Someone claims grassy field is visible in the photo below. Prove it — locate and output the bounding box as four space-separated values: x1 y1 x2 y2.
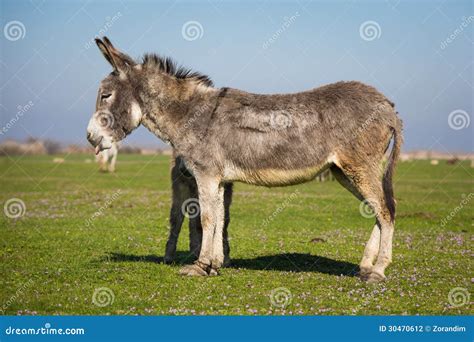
0 154 472 315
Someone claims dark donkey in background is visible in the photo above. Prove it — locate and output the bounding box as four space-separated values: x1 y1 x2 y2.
87 37 403 283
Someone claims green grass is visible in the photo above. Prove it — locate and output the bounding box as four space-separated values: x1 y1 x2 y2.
0 154 472 315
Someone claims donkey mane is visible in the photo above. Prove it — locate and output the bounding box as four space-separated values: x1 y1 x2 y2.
141 53 213 87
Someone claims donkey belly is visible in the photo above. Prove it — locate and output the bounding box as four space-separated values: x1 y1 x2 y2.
223 157 334 187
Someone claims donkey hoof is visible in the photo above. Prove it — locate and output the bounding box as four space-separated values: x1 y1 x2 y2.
179 264 208 277
211 258 224 270
209 268 220 276
223 257 231 268
163 256 174 265
365 271 386 284
358 266 372 280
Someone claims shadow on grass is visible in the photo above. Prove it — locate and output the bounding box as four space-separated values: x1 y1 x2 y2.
104 251 196 265
106 252 358 277
231 253 358 277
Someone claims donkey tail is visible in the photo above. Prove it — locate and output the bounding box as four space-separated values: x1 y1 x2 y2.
383 117 403 222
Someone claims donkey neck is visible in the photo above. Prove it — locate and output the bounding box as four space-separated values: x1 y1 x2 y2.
139 74 220 149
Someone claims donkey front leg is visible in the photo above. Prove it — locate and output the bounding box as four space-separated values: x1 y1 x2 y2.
98 155 107 172
210 184 226 273
108 153 117 172
190 183 232 266
180 177 223 276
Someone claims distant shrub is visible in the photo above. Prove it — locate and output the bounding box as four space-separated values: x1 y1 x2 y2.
0 141 24 156
120 146 142 154
43 139 62 155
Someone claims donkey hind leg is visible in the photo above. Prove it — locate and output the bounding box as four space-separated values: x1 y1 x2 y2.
331 166 380 277
222 183 233 267
180 177 223 276
351 175 393 283
331 165 392 283
359 224 381 279
164 180 190 264
189 216 202 260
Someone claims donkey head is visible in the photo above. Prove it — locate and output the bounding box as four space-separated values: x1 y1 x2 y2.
87 37 143 154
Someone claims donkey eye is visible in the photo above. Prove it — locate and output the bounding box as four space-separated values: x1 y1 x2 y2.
101 93 112 100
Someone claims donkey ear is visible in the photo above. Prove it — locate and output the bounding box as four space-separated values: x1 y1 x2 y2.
95 38 121 71
102 36 137 68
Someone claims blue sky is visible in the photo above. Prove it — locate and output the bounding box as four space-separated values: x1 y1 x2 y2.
0 0 472 152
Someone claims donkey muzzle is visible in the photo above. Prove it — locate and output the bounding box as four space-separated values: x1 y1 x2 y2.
86 132 102 147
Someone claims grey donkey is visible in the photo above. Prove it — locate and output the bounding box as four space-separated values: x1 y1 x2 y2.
87 37 403 283
164 152 233 265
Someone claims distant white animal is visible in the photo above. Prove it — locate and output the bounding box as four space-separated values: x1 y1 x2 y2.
95 142 118 172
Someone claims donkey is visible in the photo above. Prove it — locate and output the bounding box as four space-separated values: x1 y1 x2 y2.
164 152 233 265
87 37 403 283
95 141 118 172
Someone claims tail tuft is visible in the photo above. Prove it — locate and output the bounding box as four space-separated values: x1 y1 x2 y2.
383 118 403 222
